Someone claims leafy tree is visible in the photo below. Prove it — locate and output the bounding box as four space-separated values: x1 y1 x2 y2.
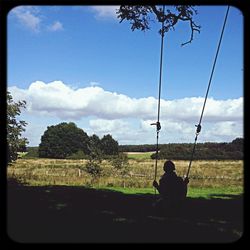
111 152 129 173
110 153 129 171
85 160 103 186
232 138 243 144
117 5 200 46
109 153 129 188
101 134 119 156
7 91 28 163
38 122 90 159
88 134 103 162
89 134 102 149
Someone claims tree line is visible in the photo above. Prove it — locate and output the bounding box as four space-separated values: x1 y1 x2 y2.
119 138 243 160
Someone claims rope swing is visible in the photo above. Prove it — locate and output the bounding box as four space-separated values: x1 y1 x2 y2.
186 6 230 178
151 5 230 185
151 5 165 183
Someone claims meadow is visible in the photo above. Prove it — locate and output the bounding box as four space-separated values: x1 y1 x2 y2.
7 154 244 242
7 153 243 199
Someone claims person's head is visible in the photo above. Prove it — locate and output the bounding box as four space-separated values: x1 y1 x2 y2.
163 160 175 173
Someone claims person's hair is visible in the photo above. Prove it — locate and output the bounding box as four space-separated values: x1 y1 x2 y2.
163 160 175 172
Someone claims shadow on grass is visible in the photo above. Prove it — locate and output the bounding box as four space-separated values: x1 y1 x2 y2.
7 178 243 243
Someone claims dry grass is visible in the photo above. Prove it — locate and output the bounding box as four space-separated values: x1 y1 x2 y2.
7 158 243 190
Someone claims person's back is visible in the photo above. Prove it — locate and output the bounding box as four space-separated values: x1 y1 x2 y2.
159 171 187 201
153 160 189 212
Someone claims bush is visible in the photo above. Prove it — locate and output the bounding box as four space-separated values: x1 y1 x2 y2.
85 161 103 179
66 150 87 159
23 147 39 158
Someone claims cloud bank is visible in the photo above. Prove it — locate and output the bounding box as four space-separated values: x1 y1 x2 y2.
9 80 243 145
9 80 243 122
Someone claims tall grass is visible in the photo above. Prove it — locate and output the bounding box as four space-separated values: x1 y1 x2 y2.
8 158 243 192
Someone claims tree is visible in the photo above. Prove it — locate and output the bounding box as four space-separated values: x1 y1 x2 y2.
7 91 28 163
38 122 90 159
85 160 103 186
87 134 103 162
117 5 200 46
231 137 243 146
101 134 119 155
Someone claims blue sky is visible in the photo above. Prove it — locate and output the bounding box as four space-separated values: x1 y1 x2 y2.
7 5 243 146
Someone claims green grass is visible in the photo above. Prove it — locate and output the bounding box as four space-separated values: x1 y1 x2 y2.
98 186 243 199
100 186 155 194
126 152 153 160
187 186 243 199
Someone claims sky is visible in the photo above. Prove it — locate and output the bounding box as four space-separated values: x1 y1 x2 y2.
7 5 244 146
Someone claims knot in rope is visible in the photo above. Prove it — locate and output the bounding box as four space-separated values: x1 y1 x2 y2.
195 124 201 135
151 121 161 132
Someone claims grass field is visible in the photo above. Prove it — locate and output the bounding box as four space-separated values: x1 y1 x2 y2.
7 156 243 198
7 155 243 242
125 152 155 160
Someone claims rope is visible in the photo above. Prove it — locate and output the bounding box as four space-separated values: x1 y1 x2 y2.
151 5 165 184
186 6 230 178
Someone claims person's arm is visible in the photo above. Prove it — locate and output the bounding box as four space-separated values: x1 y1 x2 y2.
184 177 189 185
153 180 160 193
183 177 189 198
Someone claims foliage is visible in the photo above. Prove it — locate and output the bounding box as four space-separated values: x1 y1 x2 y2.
38 124 119 159
38 122 90 159
85 160 103 181
119 144 156 152
24 147 39 158
88 134 104 162
117 5 200 46
110 153 129 170
119 138 243 160
66 150 87 160
100 134 119 156
109 153 130 184
7 91 28 163
89 134 102 151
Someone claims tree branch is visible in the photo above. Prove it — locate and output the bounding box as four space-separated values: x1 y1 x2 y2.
117 5 201 46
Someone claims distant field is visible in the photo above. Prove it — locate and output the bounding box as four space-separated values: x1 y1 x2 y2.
7 157 243 198
124 152 154 160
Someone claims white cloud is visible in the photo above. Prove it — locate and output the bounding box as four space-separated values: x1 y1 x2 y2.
90 6 119 19
47 21 64 31
11 6 41 32
8 80 243 144
9 80 243 122
10 6 64 33
89 119 128 133
88 119 149 145
202 121 243 142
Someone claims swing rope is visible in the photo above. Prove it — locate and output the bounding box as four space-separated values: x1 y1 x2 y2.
186 5 230 178
151 5 165 183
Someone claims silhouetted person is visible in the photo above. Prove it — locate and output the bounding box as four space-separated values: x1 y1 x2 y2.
152 160 189 214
